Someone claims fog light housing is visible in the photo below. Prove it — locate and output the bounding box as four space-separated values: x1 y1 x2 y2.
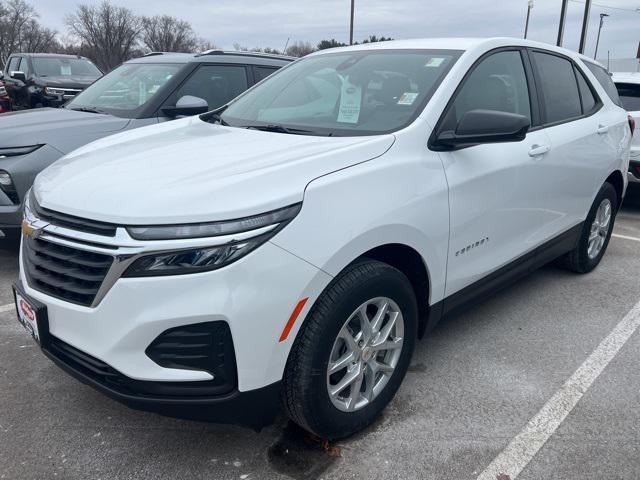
0 170 19 204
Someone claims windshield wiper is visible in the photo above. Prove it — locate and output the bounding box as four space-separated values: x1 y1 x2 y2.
203 112 230 126
240 124 317 135
67 106 107 114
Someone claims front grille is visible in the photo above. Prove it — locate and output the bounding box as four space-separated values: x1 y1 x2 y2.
23 236 113 306
33 200 117 237
146 322 237 391
48 334 237 398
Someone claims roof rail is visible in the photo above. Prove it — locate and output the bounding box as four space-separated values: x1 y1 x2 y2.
195 50 295 61
143 52 166 57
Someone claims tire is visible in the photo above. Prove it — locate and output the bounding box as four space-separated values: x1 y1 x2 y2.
282 259 418 439
558 182 618 273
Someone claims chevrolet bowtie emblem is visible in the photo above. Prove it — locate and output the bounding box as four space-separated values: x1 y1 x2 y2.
21 220 42 239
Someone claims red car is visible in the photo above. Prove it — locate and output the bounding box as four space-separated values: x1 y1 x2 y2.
0 78 12 113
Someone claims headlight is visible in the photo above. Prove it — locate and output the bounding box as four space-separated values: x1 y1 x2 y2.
123 203 301 277
44 87 65 96
0 145 43 158
123 233 272 277
126 203 301 240
0 85 7 96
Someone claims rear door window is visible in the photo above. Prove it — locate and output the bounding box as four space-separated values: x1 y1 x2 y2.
574 67 597 114
254 66 279 83
584 62 622 107
615 83 640 111
532 52 582 124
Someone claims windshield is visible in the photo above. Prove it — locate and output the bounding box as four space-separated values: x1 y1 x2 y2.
33 57 101 77
221 49 461 136
615 83 640 112
67 63 181 117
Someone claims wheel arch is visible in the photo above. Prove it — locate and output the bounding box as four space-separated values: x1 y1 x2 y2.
605 170 624 208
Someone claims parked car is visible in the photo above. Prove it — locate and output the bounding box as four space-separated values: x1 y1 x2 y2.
612 72 639 195
0 76 11 113
0 51 292 240
14 38 631 438
3 53 103 109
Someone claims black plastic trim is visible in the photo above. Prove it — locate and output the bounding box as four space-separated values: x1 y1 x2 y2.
425 222 583 331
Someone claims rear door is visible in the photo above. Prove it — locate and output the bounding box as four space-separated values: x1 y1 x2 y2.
530 51 621 225
438 48 553 296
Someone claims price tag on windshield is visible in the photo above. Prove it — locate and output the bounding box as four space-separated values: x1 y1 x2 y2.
337 77 362 124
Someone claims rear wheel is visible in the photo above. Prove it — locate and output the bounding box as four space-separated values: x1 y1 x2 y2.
558 182 617 273
282 259 417 439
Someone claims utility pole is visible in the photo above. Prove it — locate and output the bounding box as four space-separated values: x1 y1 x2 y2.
578 0 592 54
557 0 568 46
524 0 533 39
349 0 355 45
593 13 609 60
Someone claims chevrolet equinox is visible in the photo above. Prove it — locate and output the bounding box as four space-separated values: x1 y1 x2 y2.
14 38 632 438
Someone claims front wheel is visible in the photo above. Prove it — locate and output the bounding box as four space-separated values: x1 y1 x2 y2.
282 259 417 439
558 182 618 273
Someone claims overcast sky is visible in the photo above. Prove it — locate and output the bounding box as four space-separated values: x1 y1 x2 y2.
37 0 640 60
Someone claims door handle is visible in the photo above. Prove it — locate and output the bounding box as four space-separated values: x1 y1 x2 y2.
597 124 609 134
528 144 550 157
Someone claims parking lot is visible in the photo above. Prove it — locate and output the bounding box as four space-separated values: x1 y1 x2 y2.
0 201 638 480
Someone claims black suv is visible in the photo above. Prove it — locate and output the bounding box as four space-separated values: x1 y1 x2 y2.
2 53 103 109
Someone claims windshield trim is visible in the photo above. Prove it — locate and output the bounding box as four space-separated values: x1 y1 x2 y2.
219 48 463 137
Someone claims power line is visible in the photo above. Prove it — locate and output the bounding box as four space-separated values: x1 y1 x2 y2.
568 0 640 12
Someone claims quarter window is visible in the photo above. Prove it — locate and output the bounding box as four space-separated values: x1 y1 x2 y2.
532 52 582 124
448 50 532 127
585 62 622 107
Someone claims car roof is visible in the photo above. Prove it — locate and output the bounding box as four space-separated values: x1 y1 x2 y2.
127 50 294 67
12 53 91 60
306 37 598 63
612 72 640 84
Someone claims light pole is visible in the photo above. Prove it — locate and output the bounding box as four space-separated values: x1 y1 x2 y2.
578 0 592 54
594 13 609 60
349 0 355 45
524 0 533 39
557 0 568 46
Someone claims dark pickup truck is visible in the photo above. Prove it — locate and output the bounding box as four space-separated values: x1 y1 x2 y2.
2 53 102 109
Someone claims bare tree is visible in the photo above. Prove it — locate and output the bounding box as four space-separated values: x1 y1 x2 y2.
196 38 217 52
285 41 315 57
141 15 197 53
0 0 37 64
20 19 59 53
65 1 141 71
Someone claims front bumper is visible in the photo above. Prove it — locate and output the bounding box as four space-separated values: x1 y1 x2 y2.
18 215 331 429
43 331 282 430
0 144 63 228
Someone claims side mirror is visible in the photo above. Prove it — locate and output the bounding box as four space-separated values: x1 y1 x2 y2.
162 95 209 117
10 71 26 83
434 109 530 149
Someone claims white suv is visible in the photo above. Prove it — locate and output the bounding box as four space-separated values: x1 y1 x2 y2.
14 38 632 438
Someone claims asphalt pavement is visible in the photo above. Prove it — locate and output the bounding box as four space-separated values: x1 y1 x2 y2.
1 202 639 480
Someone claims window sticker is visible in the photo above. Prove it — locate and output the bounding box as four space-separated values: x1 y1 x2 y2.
397 92 419 105
337 76 362 124
60 65 72 75
425 57 445 68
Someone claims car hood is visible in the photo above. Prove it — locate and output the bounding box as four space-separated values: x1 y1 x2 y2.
34 117 395 224
0 108 130 153
39 75 100 88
